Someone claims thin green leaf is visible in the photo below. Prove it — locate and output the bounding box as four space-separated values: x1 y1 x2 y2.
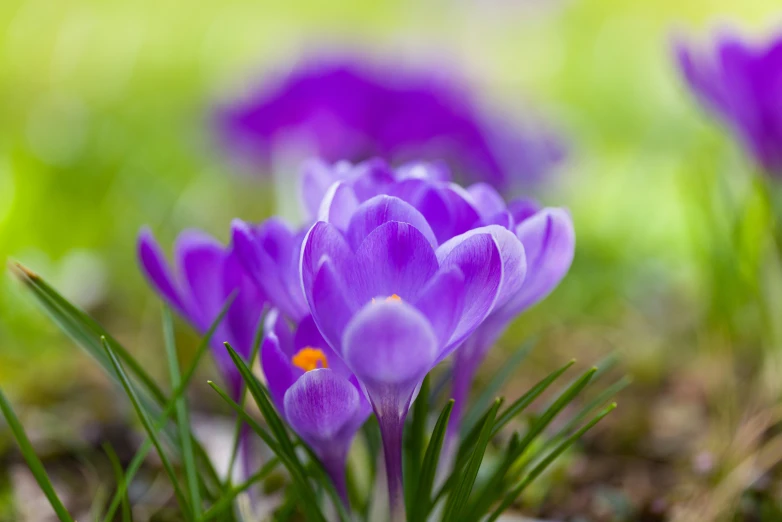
443 399 501 521
103 444 132 522
200 457 280 521
162 306 201 516
226 318 264 486
452 359 575 477
13 263 224 504
101 337 192 515
12 263 165 402
223 343 328 521
487 403 617 521
463 367 598 520
0 387 75 522
462 338 535 434
409 400 454 522
102 296 235 522
207 380 327 522
405 374 430 511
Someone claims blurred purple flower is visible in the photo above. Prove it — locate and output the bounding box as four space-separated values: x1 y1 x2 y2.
299 184 527 513
262 310 370 504
137 228 266 400
216 56 564 192
676 31 782 177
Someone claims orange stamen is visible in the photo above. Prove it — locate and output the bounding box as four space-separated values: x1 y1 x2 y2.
292 347 329 372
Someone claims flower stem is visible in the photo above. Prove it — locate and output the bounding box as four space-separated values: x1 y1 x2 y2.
320 450 349 508
377 410 406 521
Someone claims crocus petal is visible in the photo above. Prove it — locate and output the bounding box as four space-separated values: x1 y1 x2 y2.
318 181 360 231
300 221 355 307
294 314 352 378
345 195 438 251
283 368 361 444
354 221 439 303
412 267 466 347
137 229 185 313
175 230 226 329
467 182 506 219
300 159 339 221
342 301 438 400
507 198 541 225
234 218 308 321
261 325 302 416
436 231 500 345
263 308 295 357
309 258 358 354
500 208 575 317
220 252 265 358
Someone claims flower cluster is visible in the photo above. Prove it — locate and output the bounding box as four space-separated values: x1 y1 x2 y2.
215 56 565 192
676 31 782 178
138 158 574 515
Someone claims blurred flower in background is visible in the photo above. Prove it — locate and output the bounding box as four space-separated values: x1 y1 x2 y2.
215 55 565 192
675 30 782 178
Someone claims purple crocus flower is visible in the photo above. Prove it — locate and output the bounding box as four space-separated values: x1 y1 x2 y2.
228 217 309 322
217 56 564 191
299 193 527 515
261 310 370 505
449 185 575 437
675 31 782 177
302 160 575 443
137 228 266 400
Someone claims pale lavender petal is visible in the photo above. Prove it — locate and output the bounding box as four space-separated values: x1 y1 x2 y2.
342 301 437 398
507 198 541 225
309 258 358 354
501 208 575 317
412 267 465 347
318 181 360 231
467 182 506 219
263 308 295 357
300 221 356 309
261 325 302 416
436 225 525 349
354 221 439 303
300 159 339 221
346 195 438 251
283 368 361 445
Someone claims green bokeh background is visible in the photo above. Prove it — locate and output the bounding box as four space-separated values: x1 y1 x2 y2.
1 1 781 516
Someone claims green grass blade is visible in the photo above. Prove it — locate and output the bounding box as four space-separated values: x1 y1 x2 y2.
103 444 132 522
162 306 202 516
200 457 280 521
13 263 225 502
452 359 575 476
486 403 617 522
443 398 501 521
225 318 264 486
409 400 453 522
207 381 327 522
461 338 535 434
12 263 165 402
405 374 430 511
100 337 192 515
222 344 328 522
463 366 598 520
101 296 235 522
0 387 75 522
